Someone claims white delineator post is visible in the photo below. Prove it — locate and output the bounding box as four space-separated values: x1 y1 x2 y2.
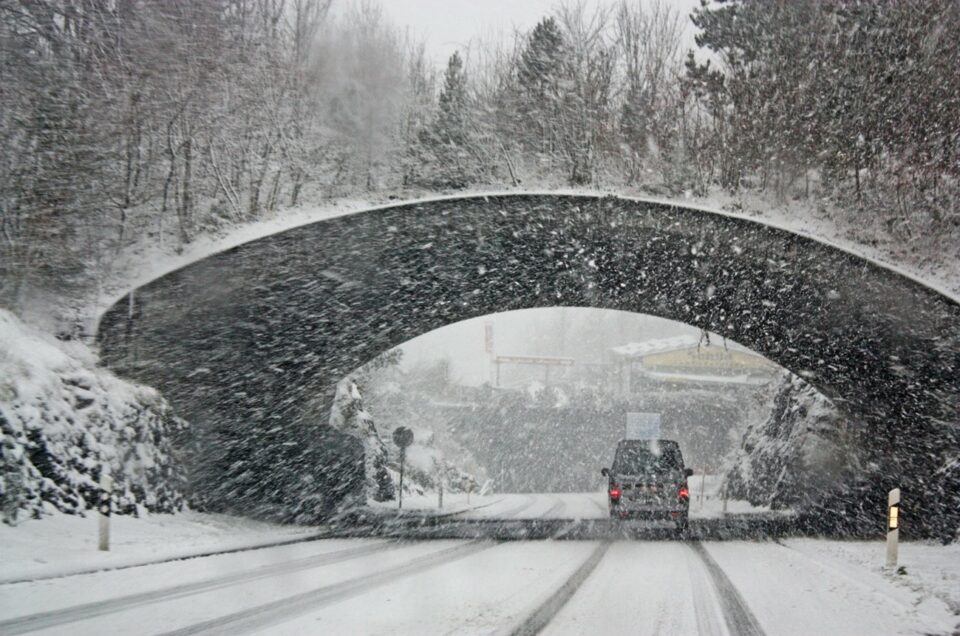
398 445 406 510
699 472 706 510
98 467 114 551
886 487 900 569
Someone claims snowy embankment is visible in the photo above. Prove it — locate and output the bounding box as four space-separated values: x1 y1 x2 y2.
782 539 960 617
0 310 185 524
0 509 322 584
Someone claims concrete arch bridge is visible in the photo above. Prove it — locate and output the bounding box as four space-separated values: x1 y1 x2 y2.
97 194 960 536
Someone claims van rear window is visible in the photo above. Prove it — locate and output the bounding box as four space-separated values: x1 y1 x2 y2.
613 443 683 474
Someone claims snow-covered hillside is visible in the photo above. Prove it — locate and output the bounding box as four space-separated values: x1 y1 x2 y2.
0 310 186 524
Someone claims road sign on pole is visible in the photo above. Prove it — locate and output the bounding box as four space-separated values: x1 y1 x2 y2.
886 487 900 569
393 427 414 510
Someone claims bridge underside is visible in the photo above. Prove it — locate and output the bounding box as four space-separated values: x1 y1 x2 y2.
97 194 960 535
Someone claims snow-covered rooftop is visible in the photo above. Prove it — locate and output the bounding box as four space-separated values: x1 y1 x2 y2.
610 334 753 359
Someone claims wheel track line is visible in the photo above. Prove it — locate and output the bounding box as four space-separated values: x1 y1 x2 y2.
500 495 539 519
464 494 537 520
688 542 765 636
685 546 727 636
506 541 611 636
159 540 497 636
435 496 505 518
0 540 400 635
539 497 566 520
436 495 536 521
590 497 607 515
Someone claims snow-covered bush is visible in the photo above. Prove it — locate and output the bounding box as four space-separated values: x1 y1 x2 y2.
384 433 480 498
0 310 186 524
723 372 854 510
328 379 395 503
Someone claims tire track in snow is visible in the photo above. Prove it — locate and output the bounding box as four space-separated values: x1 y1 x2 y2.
159 540 497 636
0 541 402 635
685 544 728 636
506 541 611 636
539 497 567 520
500 495 539 519
447 495 535 520
688 542 766 636
460 494 538 520
591 496 607 515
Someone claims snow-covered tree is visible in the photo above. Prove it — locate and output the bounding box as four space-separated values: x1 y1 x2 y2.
329 379 394 502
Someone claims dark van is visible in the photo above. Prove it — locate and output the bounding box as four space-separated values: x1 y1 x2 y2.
602 439 693 532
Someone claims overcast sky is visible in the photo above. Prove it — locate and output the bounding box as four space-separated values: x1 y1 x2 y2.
375 0 703 69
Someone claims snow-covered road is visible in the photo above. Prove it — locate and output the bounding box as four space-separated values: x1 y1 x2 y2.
1 496 957 635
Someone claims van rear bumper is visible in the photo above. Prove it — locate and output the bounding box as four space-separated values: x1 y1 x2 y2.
610 504 688 520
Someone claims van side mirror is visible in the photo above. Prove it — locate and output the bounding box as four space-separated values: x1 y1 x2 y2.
601 467 609 477
685 468 694 477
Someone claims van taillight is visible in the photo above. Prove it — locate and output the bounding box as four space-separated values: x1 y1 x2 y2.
609 486 621 499
678 486 689 499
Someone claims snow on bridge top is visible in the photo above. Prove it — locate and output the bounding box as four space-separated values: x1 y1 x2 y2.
92 190 960 335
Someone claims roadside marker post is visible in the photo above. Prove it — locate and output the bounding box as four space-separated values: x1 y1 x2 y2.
699 471 706 510
886 488 900 569
393 427 414 511
433 459 444 510
98 466 113 551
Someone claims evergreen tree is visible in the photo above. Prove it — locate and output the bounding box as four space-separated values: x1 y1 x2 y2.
417 51 480 188
515 17 568 155
436 51 468 147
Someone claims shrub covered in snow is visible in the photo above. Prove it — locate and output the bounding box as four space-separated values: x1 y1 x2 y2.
328 375 479 504
0 310 186 524
722 372 854 511
384 432 481 498
328 379 395 503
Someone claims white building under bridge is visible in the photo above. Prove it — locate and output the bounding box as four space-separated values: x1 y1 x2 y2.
609 334 779 397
